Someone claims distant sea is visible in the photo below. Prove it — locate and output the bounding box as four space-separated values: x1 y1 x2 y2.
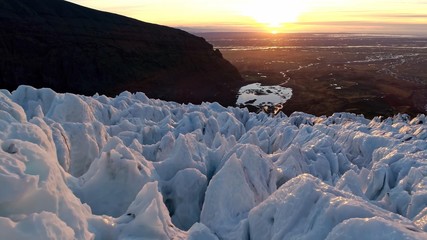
197 32 427 117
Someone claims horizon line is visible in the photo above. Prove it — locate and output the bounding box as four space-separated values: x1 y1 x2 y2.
183 30 427 38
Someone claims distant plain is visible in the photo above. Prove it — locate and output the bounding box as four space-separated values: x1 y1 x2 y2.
200 33 427 118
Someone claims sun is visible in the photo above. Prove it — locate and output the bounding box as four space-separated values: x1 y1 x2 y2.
241 0 308 32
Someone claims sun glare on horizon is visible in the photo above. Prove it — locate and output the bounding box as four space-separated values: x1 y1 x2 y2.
241 0 308 33
66 0 427 35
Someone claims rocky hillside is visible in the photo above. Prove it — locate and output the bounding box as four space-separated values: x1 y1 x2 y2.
0 0 243 105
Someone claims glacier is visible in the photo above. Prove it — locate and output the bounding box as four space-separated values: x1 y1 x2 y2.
0 85 426 239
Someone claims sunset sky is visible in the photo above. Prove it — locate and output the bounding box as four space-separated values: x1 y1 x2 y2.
68 0 427 35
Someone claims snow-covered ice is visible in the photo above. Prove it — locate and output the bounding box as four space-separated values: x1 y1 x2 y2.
0 85 427 239
236 83 292 107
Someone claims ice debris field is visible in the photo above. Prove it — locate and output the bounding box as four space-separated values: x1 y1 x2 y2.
0 85 427 239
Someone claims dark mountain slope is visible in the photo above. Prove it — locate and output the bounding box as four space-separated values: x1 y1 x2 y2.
0 0 243 105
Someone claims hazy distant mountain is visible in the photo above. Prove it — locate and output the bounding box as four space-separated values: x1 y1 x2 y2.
0 0 243 105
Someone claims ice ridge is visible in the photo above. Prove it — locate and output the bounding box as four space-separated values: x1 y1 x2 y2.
0 85 426 239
